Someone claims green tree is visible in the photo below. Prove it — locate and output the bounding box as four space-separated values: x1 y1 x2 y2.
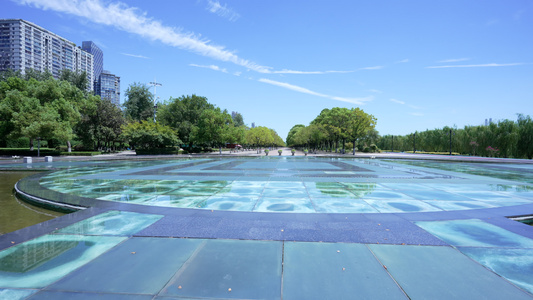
192 108 233 153
123 82 153 122
158 94 214 148
517 114 533 159
232 112 245 127
286 124 305 147
121 120 180 150
246 126 274 151
76 98 125 150
347 108 377 155
59 69 89 91
227 124 247 146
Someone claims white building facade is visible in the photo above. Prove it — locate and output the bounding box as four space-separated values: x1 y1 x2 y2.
0 19 94 90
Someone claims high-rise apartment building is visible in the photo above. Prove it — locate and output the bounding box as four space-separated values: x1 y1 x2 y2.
0 19 94 90
96 70 121 107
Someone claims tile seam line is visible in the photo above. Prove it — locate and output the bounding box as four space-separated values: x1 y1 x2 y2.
280 241 285 300
364 243 411 299
155 239 208 297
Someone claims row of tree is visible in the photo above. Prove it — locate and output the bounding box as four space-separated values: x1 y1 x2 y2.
286 107 378 154
121 83 284 151
376 115 533 159
0 71 284 153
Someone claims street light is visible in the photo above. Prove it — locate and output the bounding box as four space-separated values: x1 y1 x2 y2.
149 80 162 123
412 133 416 153
447 129 455 155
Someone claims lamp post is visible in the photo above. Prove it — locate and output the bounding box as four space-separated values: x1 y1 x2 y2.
447 129 455 155
391 135 394 153
149 80 162 123
37 137 41 157
412 133 416 153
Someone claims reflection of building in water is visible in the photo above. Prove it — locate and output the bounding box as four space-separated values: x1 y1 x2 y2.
61 218 101 235
0 239 78 273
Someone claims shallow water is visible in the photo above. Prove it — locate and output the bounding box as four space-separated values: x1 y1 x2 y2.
0 171 64 235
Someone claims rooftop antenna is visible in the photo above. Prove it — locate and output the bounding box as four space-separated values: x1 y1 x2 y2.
149 79 162 123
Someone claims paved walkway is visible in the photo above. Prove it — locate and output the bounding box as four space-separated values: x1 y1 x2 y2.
0 155 533 299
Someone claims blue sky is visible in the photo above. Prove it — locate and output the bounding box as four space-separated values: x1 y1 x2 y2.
3 0 532 140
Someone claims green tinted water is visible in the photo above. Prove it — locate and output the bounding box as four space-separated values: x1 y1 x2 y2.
0 172 64 235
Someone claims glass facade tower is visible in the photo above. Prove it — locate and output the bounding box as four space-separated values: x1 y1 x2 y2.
96 70 121 107
81 41 103 83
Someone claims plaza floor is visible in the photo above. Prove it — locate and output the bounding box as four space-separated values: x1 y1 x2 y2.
1 155 533 299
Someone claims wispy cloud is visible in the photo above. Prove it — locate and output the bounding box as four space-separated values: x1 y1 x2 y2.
395 59 409 64
438 58 470 63
206 0 240 22
390 98 405 105
427 63 525 69
258 78 373 105
189 63 228 73
16 0 271 73
121 53 150 59
358 66 384 70
271 69 354 74
390 98 423 113
368 89 383 94
265 66 382 74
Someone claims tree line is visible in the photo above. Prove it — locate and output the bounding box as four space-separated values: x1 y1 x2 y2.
376 116 533 159
0 71 284 153
121 82 284 152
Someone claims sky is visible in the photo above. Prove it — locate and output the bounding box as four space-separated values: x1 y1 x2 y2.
2 0 533 140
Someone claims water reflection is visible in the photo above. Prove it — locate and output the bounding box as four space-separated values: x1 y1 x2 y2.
0 234 126 288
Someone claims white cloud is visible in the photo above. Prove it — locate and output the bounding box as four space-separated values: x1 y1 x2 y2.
189 63 228 73
358 66 384 70
16 0 271 73
258 78 373 105
206 0 240 22
427 63 525 69
396 59 409 64
17 0 382 76
121 53 150 59
390 98 405 105
368 89 383 94
438 58 470 63
272 69 354 74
